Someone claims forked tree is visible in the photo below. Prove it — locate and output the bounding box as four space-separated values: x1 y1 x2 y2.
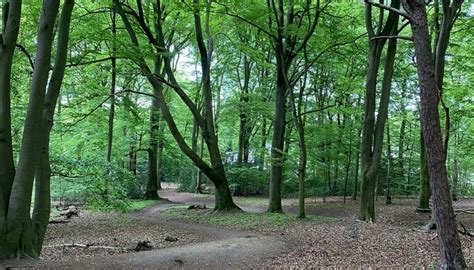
0 0 74 258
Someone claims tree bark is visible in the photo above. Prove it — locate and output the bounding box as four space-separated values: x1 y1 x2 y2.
385 123 392 205
4 0 61 258
402 1 467 268
359 1 399 221
0 0 22 228
105 1 117 163
418 132 431 209
32 0 74 255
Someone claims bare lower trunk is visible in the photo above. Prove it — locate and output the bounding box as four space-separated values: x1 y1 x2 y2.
268 72 286 213
385 124 392 205
418 133 431 210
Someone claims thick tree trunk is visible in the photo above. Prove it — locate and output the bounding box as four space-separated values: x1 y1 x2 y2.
4 0 61 258
145 87 161 199
403 1 467 268
268 69 286 213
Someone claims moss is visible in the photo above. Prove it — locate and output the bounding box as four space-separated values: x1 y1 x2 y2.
159 206 336 230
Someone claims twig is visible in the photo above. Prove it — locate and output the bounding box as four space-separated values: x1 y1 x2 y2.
15 44 35 70
370 35 413 42
364 0 412 21
43 243 130 251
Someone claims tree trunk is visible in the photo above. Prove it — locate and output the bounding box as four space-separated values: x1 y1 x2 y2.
268 68 286 213
418 133 431 209
403 1 467 268
0 0 22 229
385 123 392 205
4 0 61 258
237 57 252 165
359 1 399 221
116 0 239 211
32 1 74 255
105 2 116 163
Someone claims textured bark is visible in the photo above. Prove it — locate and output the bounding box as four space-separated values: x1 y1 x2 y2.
418 133 431 209
4 0 61 258
402 1 467 268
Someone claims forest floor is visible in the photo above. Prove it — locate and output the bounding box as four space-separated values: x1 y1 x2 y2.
2 183 473 269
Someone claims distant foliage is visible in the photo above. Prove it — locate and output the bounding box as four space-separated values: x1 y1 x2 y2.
227 165 269 196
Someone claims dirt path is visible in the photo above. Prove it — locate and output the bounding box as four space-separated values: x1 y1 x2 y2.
33 193 290 269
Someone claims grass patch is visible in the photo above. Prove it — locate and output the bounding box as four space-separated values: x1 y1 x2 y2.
234 197 268 206
160 206 336 230
125 200 161 212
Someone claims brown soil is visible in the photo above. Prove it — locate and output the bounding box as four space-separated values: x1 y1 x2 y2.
1 186 472 269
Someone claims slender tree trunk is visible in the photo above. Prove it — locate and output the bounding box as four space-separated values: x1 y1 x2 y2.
0 1 22 231
385 123 392 205
359 2 399 221
352 149 360 201
105 3 116 163
403 1 467 268
258 119 267 170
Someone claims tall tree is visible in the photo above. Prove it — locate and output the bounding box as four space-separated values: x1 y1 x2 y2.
401 0 467 268
266 0 324 213
1 0 74 258
359 0 400 221
114 0 239 210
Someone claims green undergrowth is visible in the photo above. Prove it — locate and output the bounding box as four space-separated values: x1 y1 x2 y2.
86 199 160 213
234 197 268 206
159 206 336 230
125 200 161 212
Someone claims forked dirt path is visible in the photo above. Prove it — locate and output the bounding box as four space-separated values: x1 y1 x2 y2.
35 191 290 269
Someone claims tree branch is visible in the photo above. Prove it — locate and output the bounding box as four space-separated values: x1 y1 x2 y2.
370 35 413 41
15 44 34 70
364 0 412 21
